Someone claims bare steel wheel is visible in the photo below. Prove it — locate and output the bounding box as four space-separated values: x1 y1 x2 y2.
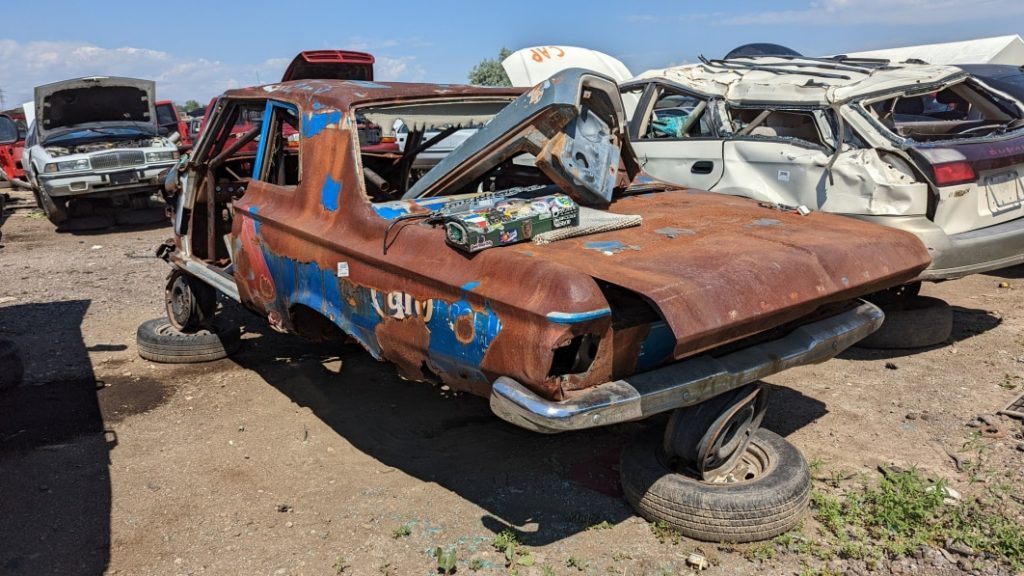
621 427 810 542
165 270 217 332
663 383 768 480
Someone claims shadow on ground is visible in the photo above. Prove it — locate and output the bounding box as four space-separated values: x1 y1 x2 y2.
221 305 825 546
0 300 113 576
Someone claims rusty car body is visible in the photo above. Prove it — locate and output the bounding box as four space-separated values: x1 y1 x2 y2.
160 69 930 433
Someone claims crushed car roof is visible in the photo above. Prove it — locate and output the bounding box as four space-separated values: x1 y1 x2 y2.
631 57 968 105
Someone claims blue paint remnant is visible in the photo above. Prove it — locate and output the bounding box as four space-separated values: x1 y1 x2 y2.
248 205 262 234
371 196 452 220
258 246 383 358
584 240 639 254
636 175 655 184
426 286 502 384
461 281 481 291
547 308 611 324
636 321 674 371
321 176 342 211
841 276 850 286
344 80 391 89
372 204 410 220
750 218 782 227
303 110 342 138
312 101 322 110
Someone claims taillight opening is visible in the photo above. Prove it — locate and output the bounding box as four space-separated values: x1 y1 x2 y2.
933 161 976 186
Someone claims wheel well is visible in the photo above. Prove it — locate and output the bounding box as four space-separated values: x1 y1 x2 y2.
288 304 348 342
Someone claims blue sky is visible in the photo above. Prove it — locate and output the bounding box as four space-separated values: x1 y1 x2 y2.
1 0 1022 107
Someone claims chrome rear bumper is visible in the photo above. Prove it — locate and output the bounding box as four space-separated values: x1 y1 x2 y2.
490 300 883 433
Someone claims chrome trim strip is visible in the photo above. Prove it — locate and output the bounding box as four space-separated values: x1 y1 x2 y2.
490 300 883 433
183 260 241 302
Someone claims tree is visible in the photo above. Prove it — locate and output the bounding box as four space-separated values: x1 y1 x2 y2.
183 100 201 113
468 47 513 87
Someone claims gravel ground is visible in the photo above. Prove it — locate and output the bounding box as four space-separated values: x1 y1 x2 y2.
1 187 1022 576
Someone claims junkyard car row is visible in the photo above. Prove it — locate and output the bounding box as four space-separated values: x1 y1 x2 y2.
1 43 1023 545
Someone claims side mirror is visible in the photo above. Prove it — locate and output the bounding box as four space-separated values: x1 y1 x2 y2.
162 154 187 201
0 115 18 145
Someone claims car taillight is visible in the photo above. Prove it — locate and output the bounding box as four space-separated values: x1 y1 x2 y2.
380 136 396 144
933 161 976 186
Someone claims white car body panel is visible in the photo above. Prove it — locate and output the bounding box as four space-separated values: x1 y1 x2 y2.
502 46 633 87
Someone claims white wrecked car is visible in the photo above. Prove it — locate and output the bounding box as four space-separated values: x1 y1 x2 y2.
622 57 1024 283
22 76 180 225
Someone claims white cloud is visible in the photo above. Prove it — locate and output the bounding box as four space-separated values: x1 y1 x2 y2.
717 0 1024 26
0 39 428 109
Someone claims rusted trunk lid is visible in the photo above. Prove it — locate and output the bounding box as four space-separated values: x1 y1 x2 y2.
511 189 931 359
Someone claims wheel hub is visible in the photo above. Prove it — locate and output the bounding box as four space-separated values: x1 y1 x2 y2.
663 383 768 481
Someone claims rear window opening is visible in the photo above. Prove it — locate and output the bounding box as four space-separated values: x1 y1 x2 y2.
865 79 1024 142
356 98 549 202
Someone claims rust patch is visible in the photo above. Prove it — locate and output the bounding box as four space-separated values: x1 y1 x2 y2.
454 313 476 344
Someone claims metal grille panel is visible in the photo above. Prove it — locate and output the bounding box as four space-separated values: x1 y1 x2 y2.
91 150 146 170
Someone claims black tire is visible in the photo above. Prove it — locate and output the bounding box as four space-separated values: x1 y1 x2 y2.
165 271 217 332
621 427 810 543
33 187 68 225
136 318 239 363
856 296 952 349
0 339 24 390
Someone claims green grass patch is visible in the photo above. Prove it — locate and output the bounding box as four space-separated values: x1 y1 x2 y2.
808 466 1024 569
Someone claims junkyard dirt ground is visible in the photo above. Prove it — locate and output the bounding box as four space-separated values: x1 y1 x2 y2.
1 188 1023 576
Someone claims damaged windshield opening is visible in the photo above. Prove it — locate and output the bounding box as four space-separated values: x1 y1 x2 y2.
357 98 547 202
864 79 1024 142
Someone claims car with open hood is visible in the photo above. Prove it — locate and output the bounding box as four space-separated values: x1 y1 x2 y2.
621 56 1024 284
21 76 180 225
146 68 930 541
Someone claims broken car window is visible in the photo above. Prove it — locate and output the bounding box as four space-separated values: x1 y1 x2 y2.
639 88 714 140
865 79 1023 141
730 108 830 149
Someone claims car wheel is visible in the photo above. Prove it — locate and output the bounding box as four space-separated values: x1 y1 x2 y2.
856 295 952 349
136 318 239 364
0 339 24 390
33 187 68 225
165 271 217 332
621 427 810 543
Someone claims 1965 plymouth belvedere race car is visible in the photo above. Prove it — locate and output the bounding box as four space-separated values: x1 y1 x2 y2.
146 69 930 541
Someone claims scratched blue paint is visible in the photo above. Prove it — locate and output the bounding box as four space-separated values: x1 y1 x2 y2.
547 309 611 324
585 240 626 251
372 204 410 220
312 101 322 110
258 246 383 358
461 281 481 291
426 288 502 384
636 321 674 371
303 110 342 138
248 205 262 234
344 80 391 89
321 176 342 211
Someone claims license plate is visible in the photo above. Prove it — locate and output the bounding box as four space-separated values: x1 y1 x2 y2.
109 171 138 185
985 170 1022 213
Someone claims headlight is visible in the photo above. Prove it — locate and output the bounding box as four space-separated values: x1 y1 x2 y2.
45 158 91 173
145 150 179 163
